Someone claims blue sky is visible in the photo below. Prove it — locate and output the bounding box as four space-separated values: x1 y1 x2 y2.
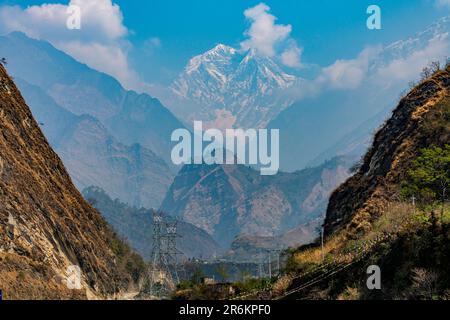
122 0 444 65
0 0 448 87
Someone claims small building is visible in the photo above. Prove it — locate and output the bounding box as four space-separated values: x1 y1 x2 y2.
201 277 216 285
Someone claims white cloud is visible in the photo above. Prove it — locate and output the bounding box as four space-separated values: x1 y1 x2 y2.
305 26 449 94
0 0 141 90
147 37 162 48
0 0 127 42
436 0 450 7
281 41 303 68
240 3 302 68
317 47 381 90
374 33 450 86
60 41 139 87
143 37 162 56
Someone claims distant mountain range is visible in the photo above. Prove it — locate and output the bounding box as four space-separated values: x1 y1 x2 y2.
170 44 300 129
1 16 447 262
305 105 392 168
15 79 174 209
164 17 450 172
0 32 185 166
160 156 354 247
0 32 184 208
269 16 450 171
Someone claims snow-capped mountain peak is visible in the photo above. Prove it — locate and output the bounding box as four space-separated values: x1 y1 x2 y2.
185 43 237 75
210 43 237 55
378 15 450 68
171 44 300 128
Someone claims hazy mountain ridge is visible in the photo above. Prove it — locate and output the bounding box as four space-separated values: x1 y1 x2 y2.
0 32 185 167
269 16 450 172
161 156 354 247
306 105 392 168
57 115 173 209
83 187 223 260
0 32 184 208
16 78 173 209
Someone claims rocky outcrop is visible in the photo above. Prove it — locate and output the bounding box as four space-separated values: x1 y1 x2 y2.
0 64 132 299
324 65 450 236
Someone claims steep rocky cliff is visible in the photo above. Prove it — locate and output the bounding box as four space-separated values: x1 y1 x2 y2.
324 64 450 236
0 64 134 299
268 65 450 300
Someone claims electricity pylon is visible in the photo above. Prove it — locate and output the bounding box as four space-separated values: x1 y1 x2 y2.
148 211 181 297
164 219 182 284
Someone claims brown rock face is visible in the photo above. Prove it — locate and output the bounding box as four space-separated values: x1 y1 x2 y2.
161 156 353 247
0 64 130 299
324 65 450 236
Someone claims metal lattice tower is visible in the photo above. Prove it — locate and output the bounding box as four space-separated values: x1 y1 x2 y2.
148 211 181 297
268 249 282 277
164 220 182 284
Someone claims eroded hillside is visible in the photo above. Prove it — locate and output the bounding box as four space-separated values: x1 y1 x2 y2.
262 64 450 301
324 64 450 237
0 64 136 299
